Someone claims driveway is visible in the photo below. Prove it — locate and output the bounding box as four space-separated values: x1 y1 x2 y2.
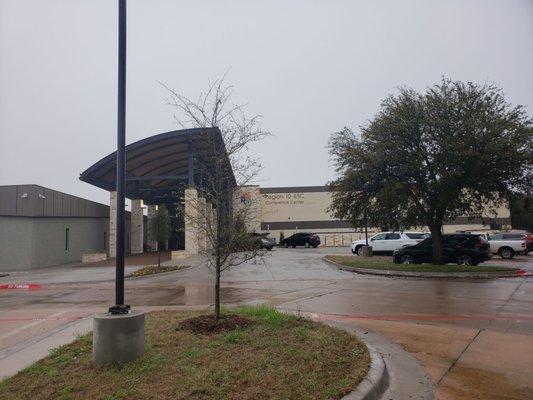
1 248 532 399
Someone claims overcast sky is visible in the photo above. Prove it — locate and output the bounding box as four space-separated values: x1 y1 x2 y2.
1 0 532 206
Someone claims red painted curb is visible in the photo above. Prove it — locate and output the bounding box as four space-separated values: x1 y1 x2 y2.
0 284 43 290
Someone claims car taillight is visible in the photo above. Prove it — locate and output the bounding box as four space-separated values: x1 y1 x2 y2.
474 239 487 248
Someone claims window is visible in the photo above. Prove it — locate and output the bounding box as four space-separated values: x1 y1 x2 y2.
65 228 70 251
418 238 433 248
503 234 525 240
385 233 401 240
443 235 468 246
372 233 387 241
405 233 428 239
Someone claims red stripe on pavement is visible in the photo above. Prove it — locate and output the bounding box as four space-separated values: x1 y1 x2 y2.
0 316 84 322
0 284 43 290
310 312 533 322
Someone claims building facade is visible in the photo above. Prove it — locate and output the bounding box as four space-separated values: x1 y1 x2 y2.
0 184 134 271
243 185 512 245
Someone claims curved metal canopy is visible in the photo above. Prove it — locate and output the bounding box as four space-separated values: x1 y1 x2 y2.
79 127 235 203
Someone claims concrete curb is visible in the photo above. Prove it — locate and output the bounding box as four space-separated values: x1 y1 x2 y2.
125 265 192 280
280 309 389 399
281 310 434 399
323 256 531 279
340 344 389 400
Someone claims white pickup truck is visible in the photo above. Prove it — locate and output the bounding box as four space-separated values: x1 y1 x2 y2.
351 231 429 255
483 232 527 259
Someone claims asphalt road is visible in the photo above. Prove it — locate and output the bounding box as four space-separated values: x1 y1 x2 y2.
1 248 532 399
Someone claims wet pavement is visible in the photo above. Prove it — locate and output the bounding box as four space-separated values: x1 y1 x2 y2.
1 248 532 399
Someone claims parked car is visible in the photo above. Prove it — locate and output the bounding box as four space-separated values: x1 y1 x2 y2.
486 233 528 259
526 233 533 253
392 234 491 265
351 231 429 256
250 232 276 250
281 232 320 248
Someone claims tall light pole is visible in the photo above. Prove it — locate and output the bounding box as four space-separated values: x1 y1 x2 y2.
110 0 128 314
93 0 145 366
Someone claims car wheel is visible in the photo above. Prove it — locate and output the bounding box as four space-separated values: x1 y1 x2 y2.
457 254 473 265
291 245 296 248
356 246 364 256
498 247 515 259
400 254 414 264
283 242 289 248
351 248 357 254
266 246 273 251
304 242 311 248
312 244 318 248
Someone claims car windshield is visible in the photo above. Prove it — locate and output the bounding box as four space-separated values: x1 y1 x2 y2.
416 238 433 247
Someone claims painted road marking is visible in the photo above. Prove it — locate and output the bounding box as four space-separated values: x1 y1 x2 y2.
284 311 533 322
0 284 43 290
0 310 72 341
0 316 83 323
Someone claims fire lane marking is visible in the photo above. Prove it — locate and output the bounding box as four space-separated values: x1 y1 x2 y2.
0 284 43 290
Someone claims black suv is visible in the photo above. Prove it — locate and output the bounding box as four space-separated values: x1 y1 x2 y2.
281 233 320 248
393 234 491 265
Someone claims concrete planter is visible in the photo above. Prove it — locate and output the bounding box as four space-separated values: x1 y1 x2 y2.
92 310 146 367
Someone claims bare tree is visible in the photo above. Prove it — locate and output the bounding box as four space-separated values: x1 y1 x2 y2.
160 72 270 322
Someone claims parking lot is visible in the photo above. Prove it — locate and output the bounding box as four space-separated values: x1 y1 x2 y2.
1 248 532 399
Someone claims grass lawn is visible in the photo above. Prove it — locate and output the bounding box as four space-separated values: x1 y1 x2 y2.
0 306 370 400
126 264 189 278
326 255 520 273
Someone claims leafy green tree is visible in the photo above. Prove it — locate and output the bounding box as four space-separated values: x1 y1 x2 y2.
148 207 171 268
328 79 533 264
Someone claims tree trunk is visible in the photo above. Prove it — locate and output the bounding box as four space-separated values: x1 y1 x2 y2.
214 260 221 322
429 224 444 264
158 248 161 268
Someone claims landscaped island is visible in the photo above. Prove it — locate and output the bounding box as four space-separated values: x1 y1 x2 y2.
126 264 189 278
325 255 521 274
0 306 370 400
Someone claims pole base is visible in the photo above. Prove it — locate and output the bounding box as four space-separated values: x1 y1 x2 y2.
362 246 373 257
92 310 145 367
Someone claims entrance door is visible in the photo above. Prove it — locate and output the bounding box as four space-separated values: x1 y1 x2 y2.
164 202 185 250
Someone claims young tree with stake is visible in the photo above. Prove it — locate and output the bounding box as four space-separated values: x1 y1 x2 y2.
148 207 171 268
160 73 270 322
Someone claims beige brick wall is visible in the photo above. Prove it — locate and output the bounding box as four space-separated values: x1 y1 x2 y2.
261 191 334 222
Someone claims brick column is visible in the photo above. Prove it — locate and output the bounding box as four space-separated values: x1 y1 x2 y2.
131 199 144 254
234 185 261 232
147 205 158 252
109 191 117 258
197 196 207 253
184 188 198 255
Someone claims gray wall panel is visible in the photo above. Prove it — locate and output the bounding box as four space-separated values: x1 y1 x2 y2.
31 217 109 267
43 188 54 215
71 197 79 217
0 185 110 218
0 217 34 271
61 194 70 216
0 186 17 215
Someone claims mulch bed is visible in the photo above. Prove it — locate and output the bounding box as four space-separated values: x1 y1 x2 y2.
177 314 255 334
126 264 189 278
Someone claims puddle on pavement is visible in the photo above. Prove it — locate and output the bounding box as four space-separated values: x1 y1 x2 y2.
128 285 253 306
